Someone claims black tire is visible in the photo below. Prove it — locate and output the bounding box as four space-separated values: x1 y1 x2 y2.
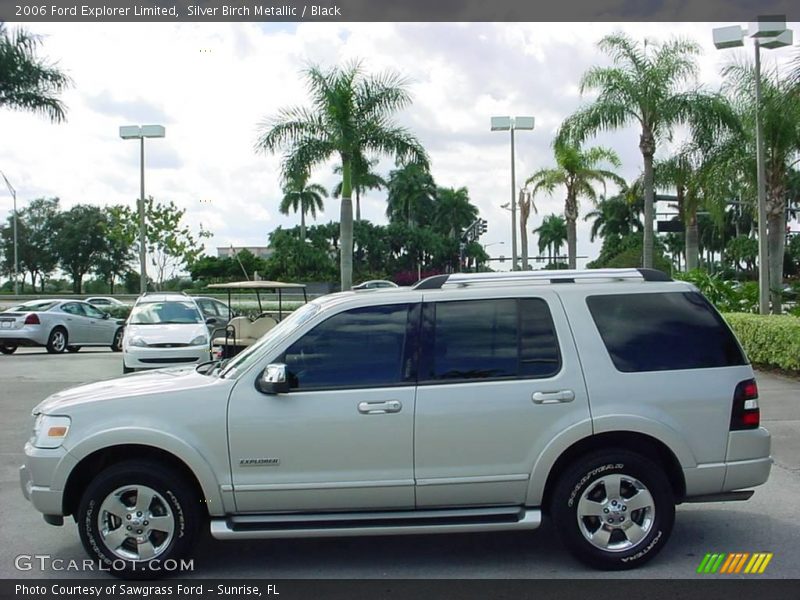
0 344 17 355
67 346 81 353
111 328 124 352
550 449 675 570
46 327 68 354
77 460 199 580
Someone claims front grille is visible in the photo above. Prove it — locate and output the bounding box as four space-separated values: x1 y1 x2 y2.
147 343 190 348
139 357 198 364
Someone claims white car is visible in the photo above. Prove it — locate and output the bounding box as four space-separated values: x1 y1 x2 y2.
85 297 126 307
122 293 211 373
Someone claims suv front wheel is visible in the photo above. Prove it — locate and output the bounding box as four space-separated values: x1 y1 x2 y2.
550 449 675 570
77 460 199 579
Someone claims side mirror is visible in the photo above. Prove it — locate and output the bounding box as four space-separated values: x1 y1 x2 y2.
256 363 290 395
102 313 110 319
205 317 216 324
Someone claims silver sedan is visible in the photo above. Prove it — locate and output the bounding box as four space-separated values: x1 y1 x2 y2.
0 299 125 355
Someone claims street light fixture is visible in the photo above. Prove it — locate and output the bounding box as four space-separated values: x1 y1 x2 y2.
119 124 166 295
713 16 793 315
0 171 18 295
491 116 535 271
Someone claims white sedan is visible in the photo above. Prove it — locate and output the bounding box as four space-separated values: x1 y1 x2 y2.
0 299 125 354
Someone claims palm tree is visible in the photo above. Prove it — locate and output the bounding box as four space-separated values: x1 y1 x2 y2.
533 214 568 266
557 33 733 269
255 61 427 290
525 141 624 269
432 186 478 239
584 189 642 242
332 154 387 221
0 24 71 122
719 60 800 312
386 163 436 227
279 172 328 241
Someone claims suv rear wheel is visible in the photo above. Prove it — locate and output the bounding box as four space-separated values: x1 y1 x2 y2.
550 449 674 570
77 460 199 579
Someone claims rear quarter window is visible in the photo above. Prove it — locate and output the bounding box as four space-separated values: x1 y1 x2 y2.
586 291 746 372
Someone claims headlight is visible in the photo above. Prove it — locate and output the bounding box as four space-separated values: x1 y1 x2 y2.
32 415 71 449
128 337 148 347
190 335 208 346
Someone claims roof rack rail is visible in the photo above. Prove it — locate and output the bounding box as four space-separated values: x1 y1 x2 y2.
413 268 671 290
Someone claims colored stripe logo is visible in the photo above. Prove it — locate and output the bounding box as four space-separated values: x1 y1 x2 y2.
697 552 773 574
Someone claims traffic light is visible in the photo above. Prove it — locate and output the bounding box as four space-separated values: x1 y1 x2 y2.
479 219 487 235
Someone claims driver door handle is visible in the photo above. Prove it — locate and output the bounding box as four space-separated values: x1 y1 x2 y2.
532 390 575 404
358 400 402 414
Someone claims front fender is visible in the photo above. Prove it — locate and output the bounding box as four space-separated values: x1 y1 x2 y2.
62 428 231 516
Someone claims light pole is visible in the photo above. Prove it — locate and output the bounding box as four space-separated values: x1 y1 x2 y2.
713 16 793 315
1 171 18 295
491 116 534 270
119 125 165 295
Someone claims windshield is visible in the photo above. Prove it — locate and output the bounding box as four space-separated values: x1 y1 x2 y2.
128 300 204 325
5 301 58 312
219 301 320 379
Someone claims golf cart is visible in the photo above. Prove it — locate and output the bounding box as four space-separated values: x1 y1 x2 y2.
207 280 308 358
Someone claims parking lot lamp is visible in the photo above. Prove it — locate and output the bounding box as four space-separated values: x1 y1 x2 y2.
1 171 18 295
119 125 166 295
713 16 793 314
491 116 534 270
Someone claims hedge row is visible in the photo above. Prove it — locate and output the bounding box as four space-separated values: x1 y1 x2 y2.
722 313 800 372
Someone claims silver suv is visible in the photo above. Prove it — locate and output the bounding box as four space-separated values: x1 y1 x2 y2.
20 269 771 577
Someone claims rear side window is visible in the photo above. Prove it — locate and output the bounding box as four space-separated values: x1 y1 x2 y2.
586 292 746 372
421 298 560 382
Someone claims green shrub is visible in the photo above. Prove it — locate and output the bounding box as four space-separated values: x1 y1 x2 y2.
722 313 800 372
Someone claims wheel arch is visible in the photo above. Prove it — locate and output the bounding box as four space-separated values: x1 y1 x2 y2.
62 442 223 519
534 431 687 514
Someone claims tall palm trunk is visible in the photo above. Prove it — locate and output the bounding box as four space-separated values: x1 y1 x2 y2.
519 190 530 271
766 187 785 315
640 128 656 269
685 210 699 273
300 205 307 241
564 189 578 269
339 158 354 291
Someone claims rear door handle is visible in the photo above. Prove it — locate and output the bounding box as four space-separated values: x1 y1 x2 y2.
532 390 575 404
358 400 402 414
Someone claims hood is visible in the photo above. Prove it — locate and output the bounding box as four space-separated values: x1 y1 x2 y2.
34 367 224 414
124 323 207 344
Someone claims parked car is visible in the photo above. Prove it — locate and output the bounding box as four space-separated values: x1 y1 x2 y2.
20 269 771 578
352 279 398 290
121 293 211 373
193 296 234 333
0 299 124 354
85 297 126 307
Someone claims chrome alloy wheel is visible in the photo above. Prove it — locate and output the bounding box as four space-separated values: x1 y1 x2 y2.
51 330 66 352
576 473 655 552
97 485 175 561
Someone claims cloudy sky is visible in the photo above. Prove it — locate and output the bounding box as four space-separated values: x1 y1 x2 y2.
1 21 797 270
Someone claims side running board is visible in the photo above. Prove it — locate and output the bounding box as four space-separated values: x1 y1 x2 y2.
210 506 541 540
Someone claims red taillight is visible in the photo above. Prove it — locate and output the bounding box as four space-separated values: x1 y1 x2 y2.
731 378 760 430
24 313 40 325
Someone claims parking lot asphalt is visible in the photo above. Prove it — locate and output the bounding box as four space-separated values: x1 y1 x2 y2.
1 348 798 579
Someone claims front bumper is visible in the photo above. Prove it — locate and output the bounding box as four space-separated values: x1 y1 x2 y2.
20 442 75 518
123 345 210 370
